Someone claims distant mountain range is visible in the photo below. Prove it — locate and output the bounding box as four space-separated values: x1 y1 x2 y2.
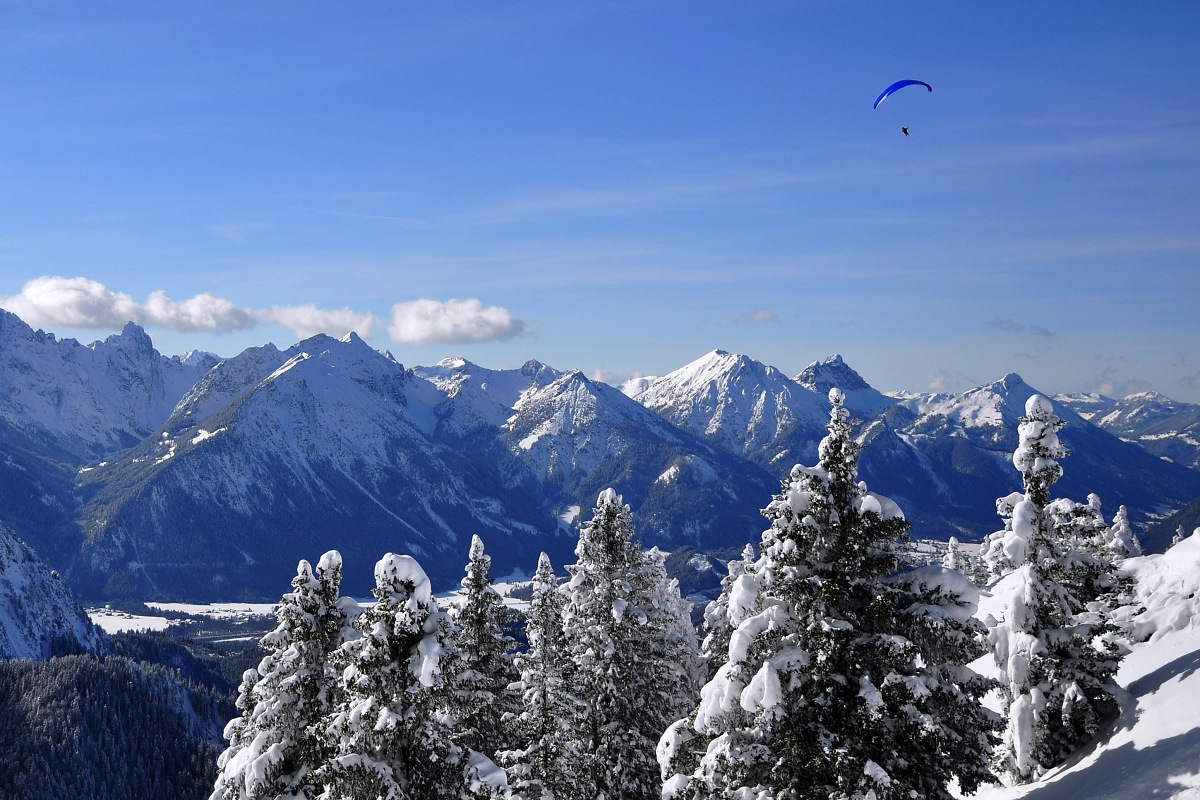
3 308 1199 601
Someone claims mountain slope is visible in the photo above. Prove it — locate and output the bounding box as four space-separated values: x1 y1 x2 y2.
794 354 896 415
74 334 561 599
967 533 1200 800
0 310 217 459
0 311 219 566
501 369 778 550
0 520 103 659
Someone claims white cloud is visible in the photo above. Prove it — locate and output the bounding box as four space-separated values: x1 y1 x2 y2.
0 276 255 333
259 304 378 340
0 276 141 329
388 298 529 344
143 290 256 332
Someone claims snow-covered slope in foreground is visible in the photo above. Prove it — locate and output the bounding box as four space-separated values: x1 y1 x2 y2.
0 520 103 658
966 533 1200 800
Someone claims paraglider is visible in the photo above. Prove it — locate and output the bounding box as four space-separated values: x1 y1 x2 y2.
873 79 932 109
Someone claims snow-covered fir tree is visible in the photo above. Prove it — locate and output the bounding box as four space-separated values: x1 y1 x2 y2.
563 489 701 800
446 535 520 765
212 551 358 800
500 552 589 800
1106 505 1141 560
985 394 1123 784
943 535 965 571
321 553 463 800
699 543 758 676
659 387 998 800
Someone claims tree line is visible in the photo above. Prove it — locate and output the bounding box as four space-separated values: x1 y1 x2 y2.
212 389 1142 799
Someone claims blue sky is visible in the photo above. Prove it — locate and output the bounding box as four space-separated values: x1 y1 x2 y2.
2 2 1198 401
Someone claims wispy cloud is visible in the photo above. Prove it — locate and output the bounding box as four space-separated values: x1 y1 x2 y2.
985 317 1055 338
1089 365 1152 398
259 304 378 340
986 317 1025 334
0 276 256 332
209 223 269 244
734 308 778 325
927 368 976 393
388 298 529 344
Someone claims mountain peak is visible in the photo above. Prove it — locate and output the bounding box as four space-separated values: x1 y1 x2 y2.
101 321 154 353
796 354 871 393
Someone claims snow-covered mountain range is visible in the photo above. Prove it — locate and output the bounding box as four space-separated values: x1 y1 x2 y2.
2 309 1199 601
1056 391 1200 471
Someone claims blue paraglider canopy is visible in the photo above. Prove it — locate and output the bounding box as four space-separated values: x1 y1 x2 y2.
873 79 932 109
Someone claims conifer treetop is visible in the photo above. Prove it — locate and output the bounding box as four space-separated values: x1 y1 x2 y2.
373 552 433 606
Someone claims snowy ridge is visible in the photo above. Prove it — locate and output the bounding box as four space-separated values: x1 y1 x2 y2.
896 373 1033 430
0 519 103 658
412 356 561 435
0 310 217 457
75 335 560 598
503 370 675 486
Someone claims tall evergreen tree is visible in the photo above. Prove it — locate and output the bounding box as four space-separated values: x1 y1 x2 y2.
659 388 998 800
212 550 357 800
446 535 520 762
985 395 1123 784
500 553 589 800
321 553 461 800
699 543 758 675
564 489 700 800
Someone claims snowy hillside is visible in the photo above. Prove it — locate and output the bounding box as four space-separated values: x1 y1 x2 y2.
968 531 1200 800
501 369 777 549
412 356 561 436
0 519 103 658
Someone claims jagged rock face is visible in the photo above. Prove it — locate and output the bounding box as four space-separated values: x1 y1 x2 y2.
0 520 102 659
0 310 217 459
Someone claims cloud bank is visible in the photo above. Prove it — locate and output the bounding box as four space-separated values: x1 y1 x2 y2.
388 298 529 344
0 276 256 332
1 277 530 347
260 304 378 340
